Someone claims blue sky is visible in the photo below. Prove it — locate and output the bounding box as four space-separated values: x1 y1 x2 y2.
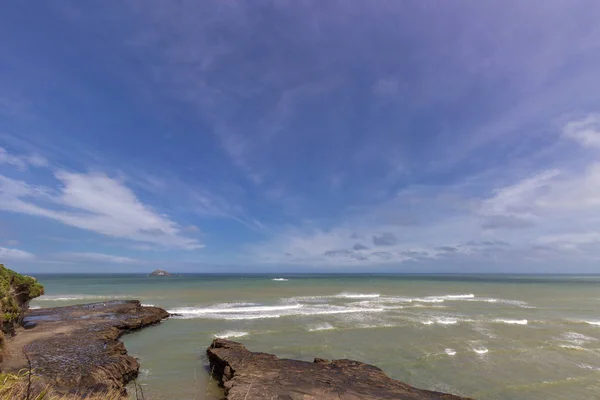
2 1 600 273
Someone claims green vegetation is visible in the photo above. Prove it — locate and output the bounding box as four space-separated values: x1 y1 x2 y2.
0 264 44 333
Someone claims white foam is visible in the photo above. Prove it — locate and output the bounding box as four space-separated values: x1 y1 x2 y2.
168 304 301 319
445 348 456 356
578 363 600 371
168 303 383 320
173 304 302 314
439 294 475 300
473 348 489 354
308 323 335 332
422 318 459 325
560 345 586 351
141 303 155 307
414 294 474 303
29 306 41 309
585 320 600 326
469 297 531 308
436 318 458 325
334 293 380 299
494 319 528 325
299 307 385 315
272 278 288 281
214 331 249 339
172 312 282 320
415 298 445 303
561 332 596 346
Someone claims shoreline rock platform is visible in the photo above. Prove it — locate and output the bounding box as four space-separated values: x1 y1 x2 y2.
207 339 473 400
2 300 168 396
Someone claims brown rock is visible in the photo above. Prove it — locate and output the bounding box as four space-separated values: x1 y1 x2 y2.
207 339 474 400
4 300 168 396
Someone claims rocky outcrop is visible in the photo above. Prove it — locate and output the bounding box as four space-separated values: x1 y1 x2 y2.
207 339 473 400
149 269 171 276
0 264 44 335
4 300 168 396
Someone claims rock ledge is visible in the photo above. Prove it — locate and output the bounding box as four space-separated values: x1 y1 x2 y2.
207 339 473 400
5 300 168 396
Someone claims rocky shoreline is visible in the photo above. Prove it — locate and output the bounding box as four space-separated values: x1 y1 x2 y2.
1 300 475 399
207 339 473 400
2 300 168 396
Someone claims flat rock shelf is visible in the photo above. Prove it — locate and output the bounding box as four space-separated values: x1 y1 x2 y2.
3 300 168 396
207 339 474 400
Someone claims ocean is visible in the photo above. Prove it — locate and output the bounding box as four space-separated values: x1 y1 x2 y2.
29 274 600 400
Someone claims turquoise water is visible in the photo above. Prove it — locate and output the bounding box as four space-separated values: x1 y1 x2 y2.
30 274 600 399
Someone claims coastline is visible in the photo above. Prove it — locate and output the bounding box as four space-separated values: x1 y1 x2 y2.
20 273 600 399
2 298 474 399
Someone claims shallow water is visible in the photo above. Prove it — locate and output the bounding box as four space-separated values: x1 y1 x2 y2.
30 274 600 399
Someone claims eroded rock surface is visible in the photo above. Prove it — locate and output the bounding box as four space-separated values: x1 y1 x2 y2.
207 339 473 400
4 300 168 395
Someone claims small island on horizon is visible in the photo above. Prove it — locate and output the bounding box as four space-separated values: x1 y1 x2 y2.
149 269 172 277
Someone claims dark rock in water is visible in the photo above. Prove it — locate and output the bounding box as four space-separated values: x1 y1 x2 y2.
207 339 473 400
149 269 171 276
10 300 168 396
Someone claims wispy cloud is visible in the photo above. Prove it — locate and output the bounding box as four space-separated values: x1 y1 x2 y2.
0 246 35 261
0 146 47 170
0 170 202 250
132 172 264 232
53 252 138 264
563 114 600 149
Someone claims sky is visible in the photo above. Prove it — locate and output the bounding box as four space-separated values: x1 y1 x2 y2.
2 1 600 273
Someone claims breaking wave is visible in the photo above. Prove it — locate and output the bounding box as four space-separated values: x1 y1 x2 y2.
214 331 249 339
308 323 335 332
334 293 380 299
494 319 528 325
169 303 383 320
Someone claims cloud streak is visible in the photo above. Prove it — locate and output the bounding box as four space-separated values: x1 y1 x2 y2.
54 252 138 264
0 170 202 250
0 146 47 170
0 246 35 261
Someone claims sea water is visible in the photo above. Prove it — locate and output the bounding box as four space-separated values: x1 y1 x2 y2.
30 274 600 399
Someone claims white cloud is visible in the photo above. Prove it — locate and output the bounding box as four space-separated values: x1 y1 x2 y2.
0 146 48 169
0 246 35 261
250 125 600 268
564 114 600 148
0 171 203 250
55 252 138 264
477 170 560 230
